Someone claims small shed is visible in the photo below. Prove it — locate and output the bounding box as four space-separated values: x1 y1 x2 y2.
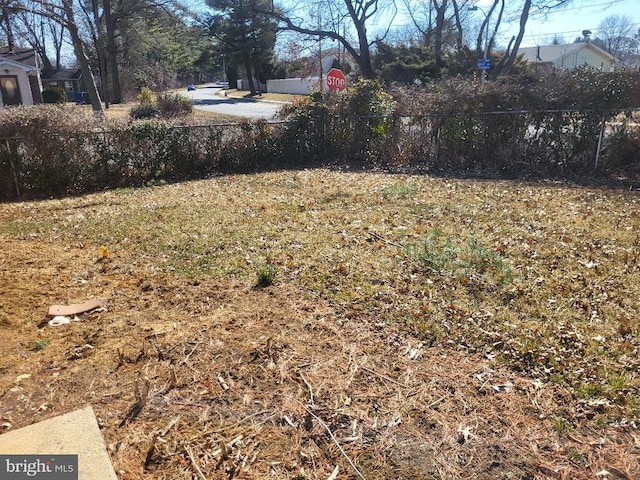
0 47 43 106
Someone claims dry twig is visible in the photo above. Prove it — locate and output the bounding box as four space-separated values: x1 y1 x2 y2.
186 446 206 480
367 231 404 249
293 399 367 480
361 366 407 388
180 341 202 366
298 371 315 406
208 410 271 434
119 376 150 427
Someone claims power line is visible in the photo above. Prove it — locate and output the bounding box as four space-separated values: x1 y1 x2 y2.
378 22 640 35
501 23 640 45
530 0 628 15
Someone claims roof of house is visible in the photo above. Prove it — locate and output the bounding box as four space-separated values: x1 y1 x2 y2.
517 42 616 64
0 47 39 67
0 56 39 72
41 68 83 81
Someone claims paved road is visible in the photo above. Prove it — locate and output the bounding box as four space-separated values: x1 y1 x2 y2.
182 85 284 120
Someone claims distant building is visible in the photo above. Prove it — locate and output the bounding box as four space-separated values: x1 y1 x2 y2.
517 42 617 71
0 47 43 106
41 68 85 102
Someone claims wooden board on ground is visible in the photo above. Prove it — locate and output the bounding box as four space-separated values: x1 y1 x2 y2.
47 298 106 317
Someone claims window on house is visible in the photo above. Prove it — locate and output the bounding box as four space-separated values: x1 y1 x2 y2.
0 76 22 105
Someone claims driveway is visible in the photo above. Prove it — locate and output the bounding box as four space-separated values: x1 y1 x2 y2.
182 85 284 120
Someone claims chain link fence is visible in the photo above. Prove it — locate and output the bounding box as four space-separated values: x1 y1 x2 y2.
1 108 639 198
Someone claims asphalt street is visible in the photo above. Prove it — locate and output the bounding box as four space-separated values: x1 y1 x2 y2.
182 84 284 120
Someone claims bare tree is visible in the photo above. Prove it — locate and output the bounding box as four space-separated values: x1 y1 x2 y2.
597 14 636 59
544 33 567 46
60 0 103 113
401 0 473 56
262 0 397 79
450 0 465 54
1 1 66 72
81 0 179 104
493 0 587 75
432 0 448 66
0 0 20 49
1 0 104 113
0 0 65 71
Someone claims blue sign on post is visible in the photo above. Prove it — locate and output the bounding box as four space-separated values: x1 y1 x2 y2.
477 59 491 70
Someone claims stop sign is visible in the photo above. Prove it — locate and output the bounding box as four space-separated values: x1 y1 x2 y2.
326 68 346 91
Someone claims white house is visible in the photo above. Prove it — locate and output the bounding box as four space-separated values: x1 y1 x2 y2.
517 42 617 71
0 48 43 106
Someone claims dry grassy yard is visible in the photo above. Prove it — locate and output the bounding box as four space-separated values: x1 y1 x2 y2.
1 170 639 479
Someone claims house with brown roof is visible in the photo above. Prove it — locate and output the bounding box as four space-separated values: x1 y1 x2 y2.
0 47 43 106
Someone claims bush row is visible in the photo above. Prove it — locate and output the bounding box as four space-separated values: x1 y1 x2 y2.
1 68 639 198
0 106 321 197
293 68 640 175
130 90 193 119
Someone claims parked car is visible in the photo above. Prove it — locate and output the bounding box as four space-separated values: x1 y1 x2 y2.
187 84 196 91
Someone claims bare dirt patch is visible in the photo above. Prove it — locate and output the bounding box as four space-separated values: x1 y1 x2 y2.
1 170 639 479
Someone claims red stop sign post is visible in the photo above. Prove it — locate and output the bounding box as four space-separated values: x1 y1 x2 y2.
326 68 346 92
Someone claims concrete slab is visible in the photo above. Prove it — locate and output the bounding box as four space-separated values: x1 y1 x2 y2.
0 406 117 480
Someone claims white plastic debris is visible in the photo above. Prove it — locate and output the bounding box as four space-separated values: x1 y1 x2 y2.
48 315 71 327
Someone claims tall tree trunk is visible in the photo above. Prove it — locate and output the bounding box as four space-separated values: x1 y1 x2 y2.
433 0 448 67
496 0 531 75
358 42 375 79
244 61 257 95
451 0 464 54
31 18 54 72
3 6 15 51
49 19 65 69
90 0 110 107
61 0 104 115
477 0 499 57
352 20 374 78
492 35 515 74
104 0 122 103
488 0 505 57
422 0 433 47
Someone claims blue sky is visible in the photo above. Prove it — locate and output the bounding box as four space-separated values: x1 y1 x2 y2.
475 0 640 47
194 0 640 52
